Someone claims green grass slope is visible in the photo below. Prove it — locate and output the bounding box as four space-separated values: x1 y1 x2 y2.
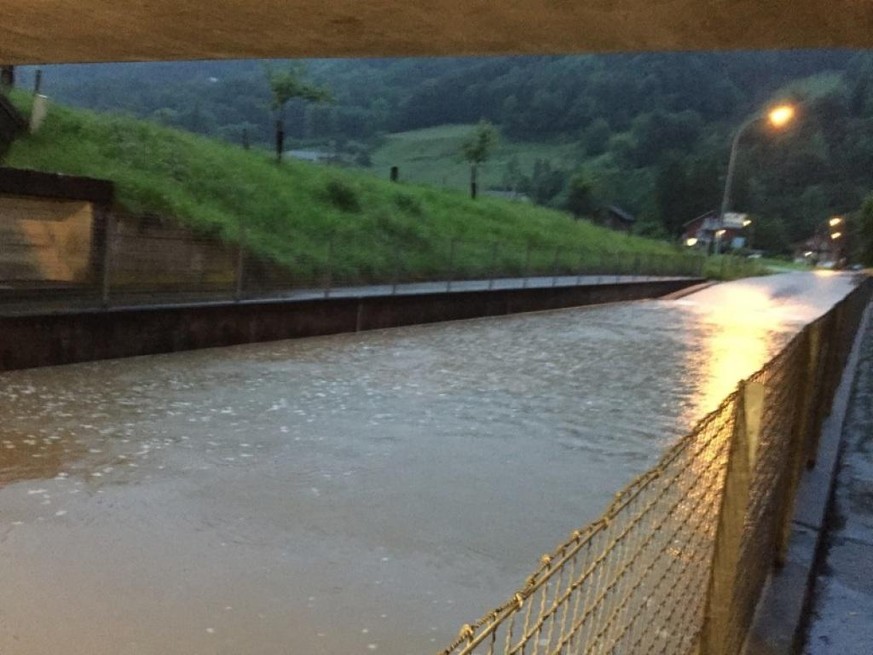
369 124 576 191
4 94 706 283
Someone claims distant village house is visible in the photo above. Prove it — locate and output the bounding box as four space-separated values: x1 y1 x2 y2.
681 210 749 251
598 205 635 233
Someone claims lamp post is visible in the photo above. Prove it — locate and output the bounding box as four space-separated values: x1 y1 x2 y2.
742 218 753 250
717 104 796 253
829 216 845 266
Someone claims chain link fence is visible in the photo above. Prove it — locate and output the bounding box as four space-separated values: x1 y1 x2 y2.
0 207 723 313
438 277 872 655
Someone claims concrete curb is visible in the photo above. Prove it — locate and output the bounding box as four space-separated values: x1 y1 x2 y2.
0 278 702 372
744 298 873 654
659 280 718 300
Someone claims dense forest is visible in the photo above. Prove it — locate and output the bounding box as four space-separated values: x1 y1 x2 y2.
14 51 873 256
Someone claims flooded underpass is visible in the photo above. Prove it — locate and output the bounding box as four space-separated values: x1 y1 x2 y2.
0 272 862 655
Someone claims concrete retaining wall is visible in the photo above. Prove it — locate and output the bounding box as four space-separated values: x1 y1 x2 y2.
0 278 701 371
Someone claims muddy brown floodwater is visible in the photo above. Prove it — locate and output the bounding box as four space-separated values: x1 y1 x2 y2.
0 272 860 655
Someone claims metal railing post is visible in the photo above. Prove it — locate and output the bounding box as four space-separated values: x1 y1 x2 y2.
551 246 561 287
100 212 113 308
324 237 334 299
701 379 764 655
806 314 836 468
488 241 498 290
392 243 400 295
234 219 246 302
772 326 821 566
447 239 456 292
522 242 532 289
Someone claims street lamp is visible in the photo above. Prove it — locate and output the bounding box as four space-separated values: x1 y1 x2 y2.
714 228 727 254
718 103 797 250
742 218 753 249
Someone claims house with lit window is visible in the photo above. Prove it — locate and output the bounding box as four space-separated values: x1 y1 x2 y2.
681 210 749 251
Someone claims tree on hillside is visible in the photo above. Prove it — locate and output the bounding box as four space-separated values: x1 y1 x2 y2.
265 64 331 163
566 170 597 218
501 156 525 194
525 159 567 206
460 120 498 199
581 118 611 157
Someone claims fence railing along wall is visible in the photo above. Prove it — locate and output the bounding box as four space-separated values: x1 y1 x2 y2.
0 209 733 311
437 277 872 655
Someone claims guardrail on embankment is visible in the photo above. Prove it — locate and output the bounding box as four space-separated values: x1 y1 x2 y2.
436 276 872 655
0 206 758 313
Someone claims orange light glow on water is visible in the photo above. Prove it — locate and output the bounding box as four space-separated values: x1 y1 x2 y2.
693 288 773 415
678 276 836 421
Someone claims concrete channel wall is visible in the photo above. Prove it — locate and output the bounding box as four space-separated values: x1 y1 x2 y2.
0 278 702 371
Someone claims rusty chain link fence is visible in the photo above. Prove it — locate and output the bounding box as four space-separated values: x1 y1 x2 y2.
438 276 872 655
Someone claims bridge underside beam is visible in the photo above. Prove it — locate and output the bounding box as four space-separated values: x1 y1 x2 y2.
2 0 873 66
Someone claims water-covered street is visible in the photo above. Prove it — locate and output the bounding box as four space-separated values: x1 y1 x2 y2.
0 271 861 655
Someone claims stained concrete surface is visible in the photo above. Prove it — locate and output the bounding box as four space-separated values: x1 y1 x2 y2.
805 307 873 653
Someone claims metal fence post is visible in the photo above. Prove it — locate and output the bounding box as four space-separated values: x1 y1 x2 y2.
823 302 848 416
522 242 532 289
392 243 400 295
806 315 836 468
323 237 334 299
234 219 246 302
447 238 456 292
488 241 498 290
100 212 113 308
551 246 561 287
701 379 764 655
773 325 821 566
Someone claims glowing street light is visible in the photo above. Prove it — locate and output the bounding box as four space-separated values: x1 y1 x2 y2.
717 102 796 253
829 216 843 227
768 104 795 128
831 232 842 240
685 237 699 247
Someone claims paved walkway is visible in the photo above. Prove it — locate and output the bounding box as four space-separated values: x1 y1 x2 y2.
804 307 873 653
0 274 692 316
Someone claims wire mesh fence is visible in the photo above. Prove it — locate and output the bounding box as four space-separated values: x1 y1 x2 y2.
437 278 872 655
0 208 718 313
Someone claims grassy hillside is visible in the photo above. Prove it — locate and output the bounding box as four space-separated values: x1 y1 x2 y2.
369 124 576 191
3 93 716 283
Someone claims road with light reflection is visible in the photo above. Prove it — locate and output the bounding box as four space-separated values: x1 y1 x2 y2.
0 271 861 655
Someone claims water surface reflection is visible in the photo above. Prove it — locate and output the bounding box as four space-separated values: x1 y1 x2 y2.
0 272 859 654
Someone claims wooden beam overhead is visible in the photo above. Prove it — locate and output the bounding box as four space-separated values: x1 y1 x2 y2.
1 0 872 65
